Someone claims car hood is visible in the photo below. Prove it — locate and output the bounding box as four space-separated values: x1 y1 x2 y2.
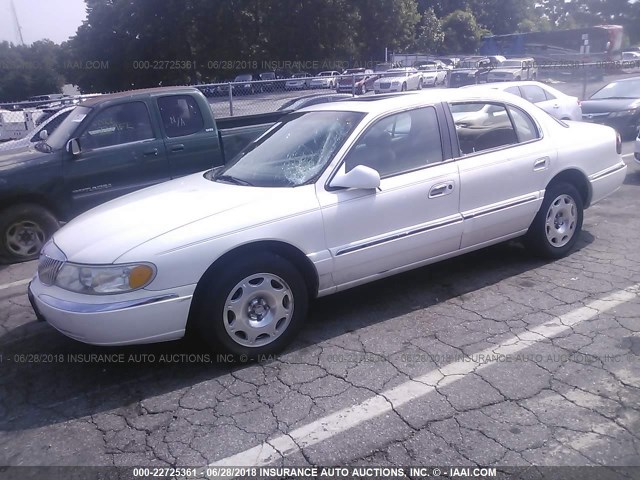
377 75 410 83
0 145 51 172
452 69 478 76
53 172 318 264
581 98 640 113
489 68 519 75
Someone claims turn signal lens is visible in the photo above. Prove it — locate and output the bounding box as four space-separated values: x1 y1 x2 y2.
129 265 155 289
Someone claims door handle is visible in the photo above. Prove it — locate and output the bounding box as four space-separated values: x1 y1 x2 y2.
533 157 549 171
143 148 158 156
553 104 559 109
429 181 454 198
170 144 185 152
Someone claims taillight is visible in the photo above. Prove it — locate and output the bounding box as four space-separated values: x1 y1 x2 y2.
616 132 622 154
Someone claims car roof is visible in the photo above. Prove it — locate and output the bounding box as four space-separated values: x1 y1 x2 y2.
80 86 200 107
606 75 640 83
298 88 532 115
462 81 570 98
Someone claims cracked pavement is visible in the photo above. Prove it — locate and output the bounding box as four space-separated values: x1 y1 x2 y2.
0 147 639 478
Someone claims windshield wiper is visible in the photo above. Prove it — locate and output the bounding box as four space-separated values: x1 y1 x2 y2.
215 174 254 186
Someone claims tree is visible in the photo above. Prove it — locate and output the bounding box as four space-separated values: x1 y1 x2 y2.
356 0 420 61
0 41 64 102
441 9 486 54
413 8 445 53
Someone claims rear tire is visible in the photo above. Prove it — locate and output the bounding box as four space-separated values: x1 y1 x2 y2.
194 252 308 358
525 182 583 259
0 204 59 262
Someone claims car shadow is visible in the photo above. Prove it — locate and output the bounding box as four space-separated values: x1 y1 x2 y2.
623 168 640 186
0 233 595 433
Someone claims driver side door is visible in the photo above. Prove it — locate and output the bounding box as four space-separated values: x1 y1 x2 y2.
317 106 463 289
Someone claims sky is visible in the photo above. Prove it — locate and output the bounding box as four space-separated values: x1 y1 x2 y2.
0 0 87 45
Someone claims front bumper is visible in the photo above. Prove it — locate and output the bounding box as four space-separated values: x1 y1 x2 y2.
28 277 195 346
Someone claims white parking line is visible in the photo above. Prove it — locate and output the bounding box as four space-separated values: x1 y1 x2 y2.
0 278 31 291
209 283 639 470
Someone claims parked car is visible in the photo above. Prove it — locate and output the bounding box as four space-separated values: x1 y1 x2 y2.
336 69 380 95
232 73 260 95
622 51 640 61
463 81 582 121
309 71 341 89
285 73 312 90
277 93 353 111
373 67 424 93
580 76 640 138
486 58 537 82
415 61 448 87
0 106 74 153
0 87 285 261
257 71 279 93
28 89 626 357
449 57 493 87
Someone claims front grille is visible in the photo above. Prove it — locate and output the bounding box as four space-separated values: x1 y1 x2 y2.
38 254 64 285
380 82 391 89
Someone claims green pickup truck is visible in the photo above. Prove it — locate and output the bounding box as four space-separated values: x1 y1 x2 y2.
0 86 284 262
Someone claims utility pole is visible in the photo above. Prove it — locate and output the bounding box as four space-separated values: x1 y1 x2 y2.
10 0 25 45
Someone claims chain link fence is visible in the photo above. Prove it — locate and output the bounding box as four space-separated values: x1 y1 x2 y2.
1 62 639 147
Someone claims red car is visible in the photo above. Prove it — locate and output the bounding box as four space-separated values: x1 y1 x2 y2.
336 68 380 95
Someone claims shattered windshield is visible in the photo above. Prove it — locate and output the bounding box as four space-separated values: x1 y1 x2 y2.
214 110 364 187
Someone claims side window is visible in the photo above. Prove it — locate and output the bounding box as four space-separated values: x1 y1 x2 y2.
507 106 539 142
543 89 557 101
158 95 204 137
504 86 522 97
31 111 70 142
520 85 547 104
80 102 154 150
450 102 518 155
344 107 443 178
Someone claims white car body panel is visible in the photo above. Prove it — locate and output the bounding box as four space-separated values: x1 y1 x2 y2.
374 69 423 93
29 89 626 346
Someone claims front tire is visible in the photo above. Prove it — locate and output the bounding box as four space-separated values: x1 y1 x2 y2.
0 204 59 262
417 79 423 90
194 252 308 357
525 182 583 259
401 83 407 92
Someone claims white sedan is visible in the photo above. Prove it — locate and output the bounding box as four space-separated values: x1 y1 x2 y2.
29 90 626 357
374 68 423 93
463 81 582 121
309 71 341 89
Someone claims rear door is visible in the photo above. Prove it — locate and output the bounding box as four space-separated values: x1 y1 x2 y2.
449 100 553 249
157 94 222 178
64 101 169 215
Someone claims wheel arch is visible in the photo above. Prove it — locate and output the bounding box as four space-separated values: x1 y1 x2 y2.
547 168 592 208
187 240 320 328
0 194 62 220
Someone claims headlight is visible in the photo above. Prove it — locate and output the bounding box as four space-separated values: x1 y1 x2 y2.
55 262 156 295
610 108 639 117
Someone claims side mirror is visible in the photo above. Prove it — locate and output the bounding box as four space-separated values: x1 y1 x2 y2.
330 165 381 190
66 138 81 155
39 129 48 140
